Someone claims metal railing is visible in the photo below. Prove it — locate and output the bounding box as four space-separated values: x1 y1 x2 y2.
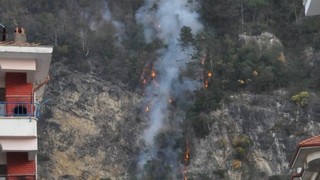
0 102 38 117
0 95 39 118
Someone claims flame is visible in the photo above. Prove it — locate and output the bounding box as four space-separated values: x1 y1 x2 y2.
184 145 190 162
185 153 189 160
151 70 156 79
145 105 150 112
204 80 209 88
207 72 212 78
183 141 190 180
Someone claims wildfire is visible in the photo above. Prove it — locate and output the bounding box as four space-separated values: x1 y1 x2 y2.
185 151 189 160
184 142 190 163
183 141 190 180
207 72 212 78
151 70 156 79
204 80 209 88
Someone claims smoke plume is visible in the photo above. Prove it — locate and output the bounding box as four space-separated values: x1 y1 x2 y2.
89 1 124 40
136 0 203 178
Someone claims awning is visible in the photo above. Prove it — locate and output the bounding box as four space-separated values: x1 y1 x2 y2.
0 138 37 151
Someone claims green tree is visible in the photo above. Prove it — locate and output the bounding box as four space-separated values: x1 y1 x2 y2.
179 26 193 46
291 91 310 107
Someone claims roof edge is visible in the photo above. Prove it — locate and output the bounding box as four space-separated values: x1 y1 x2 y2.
0 45 53 54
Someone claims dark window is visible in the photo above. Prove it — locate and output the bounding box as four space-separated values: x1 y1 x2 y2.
13 105 27 116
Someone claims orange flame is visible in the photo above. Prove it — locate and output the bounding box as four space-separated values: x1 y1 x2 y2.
151 70 156 79
185 153 189 160
204 80 209 88
184 145 190 162
208 72 212 78
184 141 190 180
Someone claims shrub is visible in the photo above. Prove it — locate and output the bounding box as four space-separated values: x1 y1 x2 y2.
213 169 227 179
232 134 252 160
232 160 242 170
232 134 252 148
291 91 310 107
187 111 211 138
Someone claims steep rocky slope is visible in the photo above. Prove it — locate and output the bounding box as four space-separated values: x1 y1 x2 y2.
37 62 144 179
189 90 320 179
35 35 320 180
37 69 320 179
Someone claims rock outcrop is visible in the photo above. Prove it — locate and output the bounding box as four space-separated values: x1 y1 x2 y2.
37 62 144 179
189 90 320 179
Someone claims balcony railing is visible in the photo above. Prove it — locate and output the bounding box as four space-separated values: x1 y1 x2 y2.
0 96 39 138
0 102 38 118
0 95 39 118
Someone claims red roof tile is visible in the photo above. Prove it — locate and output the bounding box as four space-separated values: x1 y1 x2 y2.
298 135 320 147
290 135 320 168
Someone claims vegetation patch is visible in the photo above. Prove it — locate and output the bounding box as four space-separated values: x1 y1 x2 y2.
291 91 310 107
232 134 252 160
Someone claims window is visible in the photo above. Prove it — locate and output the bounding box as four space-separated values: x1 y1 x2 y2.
13 105 27 116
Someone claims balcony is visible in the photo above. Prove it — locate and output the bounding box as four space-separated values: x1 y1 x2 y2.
0 100 39 138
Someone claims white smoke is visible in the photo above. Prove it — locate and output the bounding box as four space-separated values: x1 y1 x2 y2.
136 0 203 177
136 0 202 43
101 4 124 33
89 1 124 39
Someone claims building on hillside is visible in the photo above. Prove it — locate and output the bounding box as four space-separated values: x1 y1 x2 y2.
290 2 320 179
0 27 52 179
290 135 320 179
303 0 320 16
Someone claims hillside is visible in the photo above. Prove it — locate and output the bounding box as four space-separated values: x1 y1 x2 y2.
1 0 320 179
